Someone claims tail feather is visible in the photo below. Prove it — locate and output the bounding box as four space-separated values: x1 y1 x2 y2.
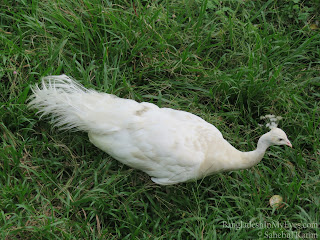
28 75 90 130
28 75 126 133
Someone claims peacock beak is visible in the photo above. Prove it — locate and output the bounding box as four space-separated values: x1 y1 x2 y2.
286 140 292 148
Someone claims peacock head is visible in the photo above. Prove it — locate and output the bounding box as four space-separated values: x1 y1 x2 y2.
266 128 292 148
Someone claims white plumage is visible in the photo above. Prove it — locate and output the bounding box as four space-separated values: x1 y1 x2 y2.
28 75 292 185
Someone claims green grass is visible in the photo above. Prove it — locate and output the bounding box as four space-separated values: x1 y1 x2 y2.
1 0 319 239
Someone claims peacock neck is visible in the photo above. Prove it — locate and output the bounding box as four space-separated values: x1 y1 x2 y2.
198 132 272 178
239 133 271 170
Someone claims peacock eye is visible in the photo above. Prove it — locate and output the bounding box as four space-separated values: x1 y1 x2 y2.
278 138 283 141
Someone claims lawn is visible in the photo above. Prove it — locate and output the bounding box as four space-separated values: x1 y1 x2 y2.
0 0 319 239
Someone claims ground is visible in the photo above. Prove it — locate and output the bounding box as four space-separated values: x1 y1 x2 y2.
0 0 319 239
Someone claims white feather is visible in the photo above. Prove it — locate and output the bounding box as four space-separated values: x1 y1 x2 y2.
28 75 291 185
